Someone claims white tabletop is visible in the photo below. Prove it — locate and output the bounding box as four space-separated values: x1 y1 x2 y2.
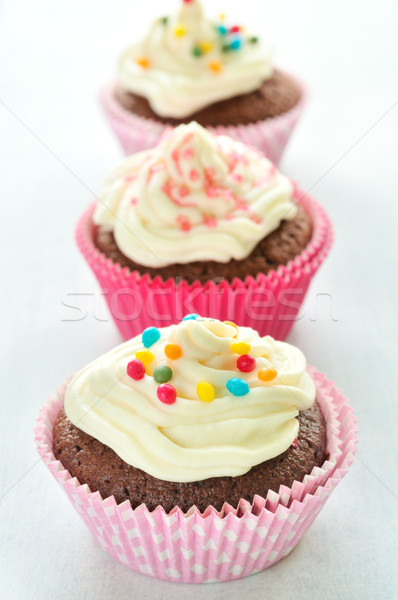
1 0 398 598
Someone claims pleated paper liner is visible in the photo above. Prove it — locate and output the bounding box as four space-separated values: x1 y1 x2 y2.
34 367 357 583
75 186 333 340
99 73 307 164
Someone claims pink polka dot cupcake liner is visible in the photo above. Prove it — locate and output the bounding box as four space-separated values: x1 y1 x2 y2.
99 74 307 165
75 185 333 341
34 367 357 583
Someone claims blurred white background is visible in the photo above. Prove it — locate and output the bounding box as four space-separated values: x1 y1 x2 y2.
1 0 398 598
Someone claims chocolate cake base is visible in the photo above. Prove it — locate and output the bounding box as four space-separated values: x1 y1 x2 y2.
94 204 312 285
116 70 301 127
53 401 327 514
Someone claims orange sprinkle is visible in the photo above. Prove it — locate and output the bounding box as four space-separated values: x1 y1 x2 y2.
224 321 238 337
258 368 278 382
208 60 223 73
164 344 182 360
136 56 150 69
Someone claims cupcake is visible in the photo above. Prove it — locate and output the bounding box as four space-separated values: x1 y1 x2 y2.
77 122 332 340
35 317 357 582
100 0 306 163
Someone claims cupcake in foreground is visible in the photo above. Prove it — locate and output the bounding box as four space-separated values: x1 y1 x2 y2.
77 122 332 339
35 317 357 583
100 0 306 163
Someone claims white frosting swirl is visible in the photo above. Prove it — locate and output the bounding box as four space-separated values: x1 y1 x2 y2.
93 122 296 268
65 318 316 483
118 0 273 118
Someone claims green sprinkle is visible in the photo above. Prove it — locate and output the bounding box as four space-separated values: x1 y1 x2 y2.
192 46 203 57
222 44 232 53
161 16 169 25
249 36 259 44
154 366 173 384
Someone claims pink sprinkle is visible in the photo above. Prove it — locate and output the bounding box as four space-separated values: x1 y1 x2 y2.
235 198 248 211
182 147 194 160
179 185 190 198
124 174 135 183
206 186 220 198
190 169 200 182
204 167 216 184
176 215 191 231
249 214 262 224
131 197 138 205
291 438 298 448
233 173 243 183
203 215 217 228
157 383 177 405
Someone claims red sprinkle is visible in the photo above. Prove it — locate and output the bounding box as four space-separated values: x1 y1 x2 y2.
237 354 256 373
292 437 298 448
230 25 240 33
157 383 177 404
127 359 146 380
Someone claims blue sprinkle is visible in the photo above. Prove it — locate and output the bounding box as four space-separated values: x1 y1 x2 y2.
217 25 228 36
183 314 199 321
230 38 242 51
226 378 250 397
142 327 161 348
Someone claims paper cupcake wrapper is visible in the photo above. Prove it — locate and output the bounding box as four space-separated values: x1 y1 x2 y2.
75 186 333 341
99 75 306 165
34 367 357 583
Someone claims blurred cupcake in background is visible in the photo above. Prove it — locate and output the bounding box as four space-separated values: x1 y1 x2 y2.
100 0 306 163
76 122 332 339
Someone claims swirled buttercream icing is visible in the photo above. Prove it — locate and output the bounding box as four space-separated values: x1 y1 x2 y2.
118 0 273 118
93 122 296 268
65 317 316 482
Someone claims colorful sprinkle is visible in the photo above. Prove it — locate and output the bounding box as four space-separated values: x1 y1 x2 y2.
230 25 240 34
208 60 223 73
161 16 169 25
231 341 251 355
230 38 242 51
226 378 250 396
157 383 177 404
142 327 161 348
154 365 173 383
219 13 226 20
183 0 193 3
200 41 213 53
197 381 215 402
135 56 150 69
164 344 182 360
249 36 259 44
222 44 232 53
174 23 186 37
126 359 145 380
224 321 238 337
135 350 154 368
217 24 228 36
258 367 278 382
183 314 198 321
192 46 203 57
291 437 298 448
237 354 256 373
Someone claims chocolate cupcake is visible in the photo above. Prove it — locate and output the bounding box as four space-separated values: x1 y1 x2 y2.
77 122 332 339
100 0 306 163
55 317 326 513
36 317 357 581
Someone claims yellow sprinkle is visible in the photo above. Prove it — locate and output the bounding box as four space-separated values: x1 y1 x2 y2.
197 381 215 402
231 341 251 355
164 344 182 360
135 350 154 368
200 41 213 53
258 368 278 382
224 321 238 337
135 56 150 69
219 13 226 20
174 23 186 37
208 60 223 73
